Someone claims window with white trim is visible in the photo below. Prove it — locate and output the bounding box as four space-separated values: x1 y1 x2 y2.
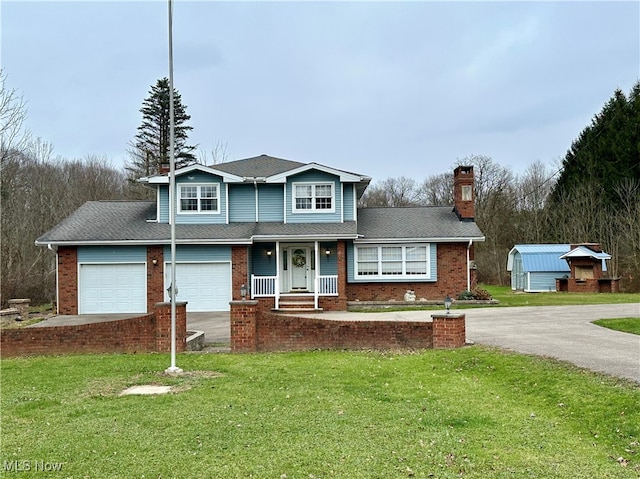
178 184 219 213
355 244 430 279
293 182 334 213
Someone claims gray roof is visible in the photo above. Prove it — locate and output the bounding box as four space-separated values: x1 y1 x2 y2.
212 155 306 178
36 201 358 245
36 202 484 246
356 207 484 241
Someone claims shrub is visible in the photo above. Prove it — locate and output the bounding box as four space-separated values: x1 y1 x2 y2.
457 287 493 301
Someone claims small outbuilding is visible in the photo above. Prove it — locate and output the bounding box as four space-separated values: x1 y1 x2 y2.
507 244 571 292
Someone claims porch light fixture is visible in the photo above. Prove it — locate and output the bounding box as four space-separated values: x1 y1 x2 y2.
325 248 331 259
152 258 158 266
444 295 452 314
240 283 247 300
266 248 273 261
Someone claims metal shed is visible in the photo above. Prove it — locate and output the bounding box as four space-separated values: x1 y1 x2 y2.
507 244 571 292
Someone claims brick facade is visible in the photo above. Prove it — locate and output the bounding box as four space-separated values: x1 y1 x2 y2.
57 246 78 314
345 242 476 302
0 302 186 358
146 246 165 312
231 246 249 300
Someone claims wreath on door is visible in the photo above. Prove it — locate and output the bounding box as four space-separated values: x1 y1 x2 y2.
292 250 306 267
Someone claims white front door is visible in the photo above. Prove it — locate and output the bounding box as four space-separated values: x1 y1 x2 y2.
289 247 309 290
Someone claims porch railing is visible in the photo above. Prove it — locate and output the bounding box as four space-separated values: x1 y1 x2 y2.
251 275 338 297
251 275 277 298
317 275 338 295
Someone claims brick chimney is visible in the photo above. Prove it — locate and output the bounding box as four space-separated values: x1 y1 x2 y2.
453 166 474 221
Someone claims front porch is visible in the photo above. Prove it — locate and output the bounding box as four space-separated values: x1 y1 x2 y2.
248 240 344 310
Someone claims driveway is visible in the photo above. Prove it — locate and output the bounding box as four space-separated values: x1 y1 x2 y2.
464 304 640 383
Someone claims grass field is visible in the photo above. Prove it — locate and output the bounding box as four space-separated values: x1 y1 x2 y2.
593 317 640 336
479 285 640 308
1 349 639 478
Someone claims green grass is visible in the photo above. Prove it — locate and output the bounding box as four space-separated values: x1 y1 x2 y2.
593 318 640 335
2 349 639 478
481 284 640 307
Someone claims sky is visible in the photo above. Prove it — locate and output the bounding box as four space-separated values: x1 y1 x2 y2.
2 1 639 182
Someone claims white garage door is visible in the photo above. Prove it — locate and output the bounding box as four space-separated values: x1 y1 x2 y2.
165 262 231 312
79 264 146 314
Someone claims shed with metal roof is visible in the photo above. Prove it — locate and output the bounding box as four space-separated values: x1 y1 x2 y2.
506 244 571 292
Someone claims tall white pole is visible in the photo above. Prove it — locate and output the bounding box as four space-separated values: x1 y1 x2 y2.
166 0 182 374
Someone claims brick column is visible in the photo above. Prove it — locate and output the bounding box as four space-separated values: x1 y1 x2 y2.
432 313 466 349
154 302 187 352
57 247 78 314
147 246 165 312
230 300 258 352
231 246 249 301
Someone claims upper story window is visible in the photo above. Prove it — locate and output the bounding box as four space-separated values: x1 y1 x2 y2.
178 184 219 214
355 244 430 279
293 182 334 213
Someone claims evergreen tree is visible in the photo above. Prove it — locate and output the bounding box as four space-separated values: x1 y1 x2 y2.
126 78 197 179
551 81 640 207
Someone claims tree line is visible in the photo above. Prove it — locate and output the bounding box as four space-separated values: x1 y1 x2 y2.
1 73 638 307
360 82 640 291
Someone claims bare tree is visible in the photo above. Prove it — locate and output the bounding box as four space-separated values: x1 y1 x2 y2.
359 177 420 207
418 172 453 205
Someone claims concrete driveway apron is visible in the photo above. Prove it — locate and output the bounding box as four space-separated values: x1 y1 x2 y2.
464 304 640 383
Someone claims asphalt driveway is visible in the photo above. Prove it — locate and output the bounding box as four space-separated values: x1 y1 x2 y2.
464 304 640 383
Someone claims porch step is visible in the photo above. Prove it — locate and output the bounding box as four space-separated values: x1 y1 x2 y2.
272 308 324 314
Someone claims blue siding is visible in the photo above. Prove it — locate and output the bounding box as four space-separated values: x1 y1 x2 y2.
258 184 285 222
78 246 147 263
251 243 277 276
346 242 437 282
159 186 169 223
156 172 227 224
529 272 566 292
229 184 256 222
163 245 231 262
342 184 355 221
318 242 338 275
285 170 342 223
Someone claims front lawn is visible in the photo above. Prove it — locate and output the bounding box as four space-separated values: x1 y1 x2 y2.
593 317 640 336
481 284 640 307
1 349 638 478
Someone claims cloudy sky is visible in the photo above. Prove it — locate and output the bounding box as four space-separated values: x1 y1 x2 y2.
2 1 639 181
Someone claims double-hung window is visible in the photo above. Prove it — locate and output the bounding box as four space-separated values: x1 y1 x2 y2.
178 184 219 213
293 182 334 213
355 244 430 279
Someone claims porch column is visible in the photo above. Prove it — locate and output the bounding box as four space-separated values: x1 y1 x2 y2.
314 240 319 309
275 240 281 309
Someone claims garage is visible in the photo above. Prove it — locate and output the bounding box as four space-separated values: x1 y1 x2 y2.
79 263 147 314
165 262 231 311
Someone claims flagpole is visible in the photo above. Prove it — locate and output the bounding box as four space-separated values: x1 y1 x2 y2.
166 0 182 374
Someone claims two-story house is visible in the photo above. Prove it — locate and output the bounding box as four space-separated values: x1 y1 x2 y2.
36 155 484 314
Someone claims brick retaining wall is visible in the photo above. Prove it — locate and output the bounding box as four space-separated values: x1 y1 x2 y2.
0 303 186 358
230 302 466 352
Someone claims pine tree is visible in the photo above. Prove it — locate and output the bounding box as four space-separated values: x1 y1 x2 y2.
126 78 197 179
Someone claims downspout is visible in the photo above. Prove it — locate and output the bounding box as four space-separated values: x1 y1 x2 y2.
254 180 258 222
467 239 472 292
